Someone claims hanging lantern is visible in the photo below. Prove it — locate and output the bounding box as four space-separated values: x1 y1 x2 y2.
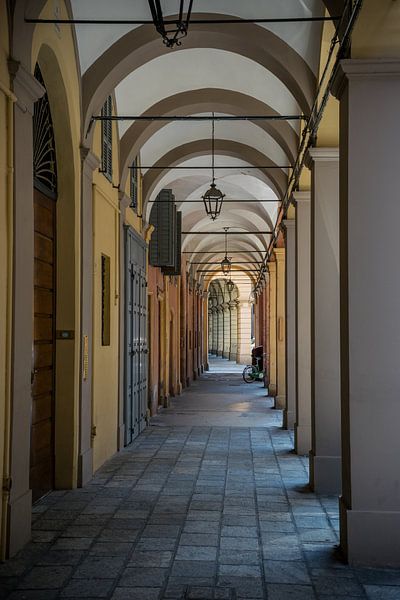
148 0 194 48
226 279 235 293
202 182 225 221
202 112 225 220
220 227 231 275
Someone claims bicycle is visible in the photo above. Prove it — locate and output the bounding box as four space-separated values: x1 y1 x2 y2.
242 356 264 383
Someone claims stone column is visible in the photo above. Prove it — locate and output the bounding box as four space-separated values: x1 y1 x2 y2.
282 220 296 429
293 192 312 455
237 302 252 364
267 261 277 396
274 249 286 410
229 301 238 360
308 147 341 495
334 59 400 566
79 146 99 486
217 307 224 356
223 305 230 358
211 308 218 355
7 62 44 556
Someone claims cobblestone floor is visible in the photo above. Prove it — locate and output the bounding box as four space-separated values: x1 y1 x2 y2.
1 362 400 599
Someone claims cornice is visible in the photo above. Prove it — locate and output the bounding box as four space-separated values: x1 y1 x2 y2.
8 59 44 113
307 147 339 163
292 191 311 205
332 58 400 100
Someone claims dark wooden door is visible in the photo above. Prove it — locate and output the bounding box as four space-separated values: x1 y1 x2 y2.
31 188 56 502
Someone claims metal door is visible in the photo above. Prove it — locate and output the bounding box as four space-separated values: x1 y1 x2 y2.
125 227 148 445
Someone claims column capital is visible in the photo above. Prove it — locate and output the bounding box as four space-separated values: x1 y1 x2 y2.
9 59 45 114
80 146 100 172
267 260 276 273
273 248 285 262
292 191 311 205
332 58 400 100
118 191 131 210
281 218 295 231
306 147 339 166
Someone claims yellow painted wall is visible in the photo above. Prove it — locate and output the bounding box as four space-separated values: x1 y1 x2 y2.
0 2 12 560
31 0 82 488
92 105 120 472
353 0 400 58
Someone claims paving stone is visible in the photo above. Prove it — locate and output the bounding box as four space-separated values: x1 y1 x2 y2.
263 560 311 584
179 533 219 547
72 556 125 578
220 537 259 551
118 567 168 587
89 542 134 556
128 551 173 567
111 588 162 600
36 550 83 566
221 526 258 538
142 525 181 538
18 566 72 589
218 550 260 565
171 560 216 578
60 578 115 597
176 546 218 561
217 575 264 598
183 521 220 534
219 564 261 578
363 585 400 599
135 538 176 551
7 592 59 599
266 584 317 600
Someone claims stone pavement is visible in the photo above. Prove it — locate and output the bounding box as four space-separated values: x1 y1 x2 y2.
1 364 400 599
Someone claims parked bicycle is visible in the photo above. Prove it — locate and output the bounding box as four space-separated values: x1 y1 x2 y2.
242 356 264 383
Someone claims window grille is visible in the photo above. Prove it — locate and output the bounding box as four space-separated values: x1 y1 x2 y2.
101 96 112 180
33 65 57 198
101 254 111 346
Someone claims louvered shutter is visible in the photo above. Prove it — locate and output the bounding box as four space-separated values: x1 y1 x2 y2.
101 96 112 180
149 189 176 267
163 211 182 275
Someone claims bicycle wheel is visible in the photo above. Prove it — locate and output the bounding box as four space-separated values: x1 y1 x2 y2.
243 365 256 383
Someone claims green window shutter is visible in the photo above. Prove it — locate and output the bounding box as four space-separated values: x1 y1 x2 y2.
149 189 176 267
163 211 182 276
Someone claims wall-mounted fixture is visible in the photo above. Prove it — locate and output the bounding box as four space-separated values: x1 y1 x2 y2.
202 112 225 220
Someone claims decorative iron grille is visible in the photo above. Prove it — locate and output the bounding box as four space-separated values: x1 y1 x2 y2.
33 65 57 197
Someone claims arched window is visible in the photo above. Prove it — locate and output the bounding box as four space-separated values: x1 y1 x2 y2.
33 65 57 198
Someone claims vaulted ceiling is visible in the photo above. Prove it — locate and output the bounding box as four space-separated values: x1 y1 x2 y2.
69 0 330 285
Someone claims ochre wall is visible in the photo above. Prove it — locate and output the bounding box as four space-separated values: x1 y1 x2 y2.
91 107 120 472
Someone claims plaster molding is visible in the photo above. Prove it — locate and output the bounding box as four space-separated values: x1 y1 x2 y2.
307 147 339 163
80 146 100 172
332 58 400 100
292 191 311 205
273 248 285 261
8 59 45 113
281 218 296 231
118 191 131 210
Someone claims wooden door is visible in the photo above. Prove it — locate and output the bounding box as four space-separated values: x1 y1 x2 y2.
31 188 56 502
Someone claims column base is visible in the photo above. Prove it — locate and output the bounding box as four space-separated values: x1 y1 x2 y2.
217 350 223 357
268 383 277 397
275 394 286 410
283 409 295 430
309 451 341 494
118 424 125 451
7 488 32 557
78 447 93 487
294 424 312 455
340 496 400 567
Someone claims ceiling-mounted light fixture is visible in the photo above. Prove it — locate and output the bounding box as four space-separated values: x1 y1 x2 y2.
221 227 231 275
148 0 193 48
202 112 225 220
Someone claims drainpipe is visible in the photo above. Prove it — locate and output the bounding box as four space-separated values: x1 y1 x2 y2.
0 79 17 561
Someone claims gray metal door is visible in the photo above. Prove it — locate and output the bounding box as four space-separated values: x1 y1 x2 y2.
125 227 147 445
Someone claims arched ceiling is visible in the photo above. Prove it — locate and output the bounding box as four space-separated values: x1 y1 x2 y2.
65 0 329 279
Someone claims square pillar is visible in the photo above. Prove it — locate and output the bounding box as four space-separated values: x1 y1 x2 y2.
293 192 312 455
274 249 286 410
334 59 400 566
267 261 277 396
237 302 251 364
282 220 296 429
308 147 341 495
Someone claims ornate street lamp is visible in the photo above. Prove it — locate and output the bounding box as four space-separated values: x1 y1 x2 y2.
221 227 231 275
202 113 225 220
148 0 193 48
226 279 235 293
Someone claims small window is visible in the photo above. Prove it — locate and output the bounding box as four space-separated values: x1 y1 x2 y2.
101 96 112 181
130 158 138 211
101 254 111 346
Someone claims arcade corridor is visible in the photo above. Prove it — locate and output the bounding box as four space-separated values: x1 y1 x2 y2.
1 365 400 600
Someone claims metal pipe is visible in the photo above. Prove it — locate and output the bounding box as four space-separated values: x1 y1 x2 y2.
25 16 340 25
148 199 279 203
182 231 272 235
93 114 306 122
191 261 263 264
132 165 291 170
182 250 266 254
